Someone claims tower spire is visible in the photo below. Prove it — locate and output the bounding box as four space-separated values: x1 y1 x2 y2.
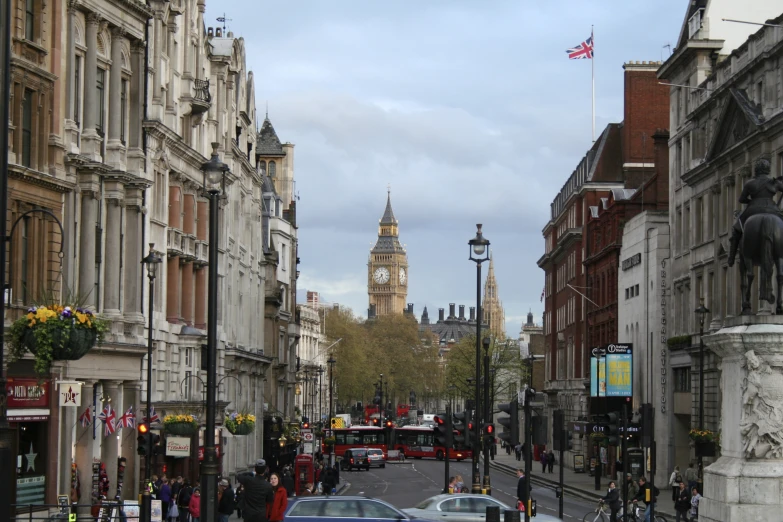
483 250 506 339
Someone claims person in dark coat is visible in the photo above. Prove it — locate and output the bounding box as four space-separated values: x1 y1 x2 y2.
217 479 235 522
236 459 275 522
322 466 336 496
674 482 691 522
547 450 555 473
540 451 548 473
600 481 621 522
281 470 295 498
332 463 340 485
516 469 530 510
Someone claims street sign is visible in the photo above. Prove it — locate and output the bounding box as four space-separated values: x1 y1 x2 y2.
303 432 314 442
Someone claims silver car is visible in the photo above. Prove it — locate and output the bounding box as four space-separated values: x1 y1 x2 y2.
402 494 563 522
367 448 386 468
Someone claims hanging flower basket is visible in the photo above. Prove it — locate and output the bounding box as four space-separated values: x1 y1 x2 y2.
164 414 199 436
9 305 107 376
695 441 716 457
689 429 720 444
224 412 256 435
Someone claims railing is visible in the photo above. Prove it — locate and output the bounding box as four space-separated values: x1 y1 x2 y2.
194 79 211 103
13 502 131 522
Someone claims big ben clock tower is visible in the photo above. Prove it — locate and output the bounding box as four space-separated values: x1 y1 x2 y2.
368 190 408 316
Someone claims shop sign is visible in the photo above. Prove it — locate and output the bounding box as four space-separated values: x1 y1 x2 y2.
622 253 641 271
166 437 191 457
59 382 82 407
198 445 221 460
7 378 49 408
605 343 633 397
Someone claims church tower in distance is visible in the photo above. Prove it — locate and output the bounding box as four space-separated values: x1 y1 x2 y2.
368 191 408 317
483 253 506 338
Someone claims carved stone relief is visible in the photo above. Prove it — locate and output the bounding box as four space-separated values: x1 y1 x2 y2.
740 350 783 458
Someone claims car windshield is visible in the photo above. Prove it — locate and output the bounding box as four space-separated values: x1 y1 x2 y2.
414 499 434 509
368 450 383 456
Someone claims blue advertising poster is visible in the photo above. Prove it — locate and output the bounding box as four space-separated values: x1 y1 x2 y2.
590 347 606 397
605 343 633 397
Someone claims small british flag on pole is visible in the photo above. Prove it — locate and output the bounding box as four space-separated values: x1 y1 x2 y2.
566 34 594 59
144 406 160 425
98 404 117 436
79 407 92 428
118 406 135 430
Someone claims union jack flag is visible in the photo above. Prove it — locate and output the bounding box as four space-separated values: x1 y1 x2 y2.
98 404 117 436
118 406 135 430
144 406 160 425
79 406 92 428
566 35 594 59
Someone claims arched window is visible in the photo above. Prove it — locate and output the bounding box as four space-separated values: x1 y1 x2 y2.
269 160 276 177
258 160 266 174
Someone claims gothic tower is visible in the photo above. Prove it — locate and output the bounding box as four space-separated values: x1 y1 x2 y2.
483 252 506 338
368 191 408 316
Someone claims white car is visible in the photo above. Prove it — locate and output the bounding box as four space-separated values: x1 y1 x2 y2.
367 448 386 468
403 494 563 522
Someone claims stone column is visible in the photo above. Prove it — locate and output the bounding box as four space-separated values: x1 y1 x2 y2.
165 20 177 112
700 316 783 521
195 267 206 329
103 186 123 315
124 186 145 323
182 262 194 325
225 74 234 151
107 27 126 170
100 381 123 499
79 175 100 308
65 0 79 153
152 12 163 103
215 71 225 148
182 0 191 79
166 257 181 323
127 40 145 174
81 13 103 161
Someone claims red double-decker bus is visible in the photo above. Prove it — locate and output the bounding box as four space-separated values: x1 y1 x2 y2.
327 426 388 457
392 425 471 461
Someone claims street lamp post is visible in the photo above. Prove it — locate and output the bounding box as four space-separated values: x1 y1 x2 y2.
468 224 490 494
318 366 324 426
304 368 310 421
141 245 162 519
482 336 492 495
328 355 336 465
695 298 710 490
379 373 384 421
201 143 229 522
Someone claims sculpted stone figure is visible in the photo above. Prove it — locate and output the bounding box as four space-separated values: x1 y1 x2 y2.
728 157 783 314
740 350 783 458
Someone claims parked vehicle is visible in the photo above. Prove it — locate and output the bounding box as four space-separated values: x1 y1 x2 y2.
284 496 438 522
403 494 563 522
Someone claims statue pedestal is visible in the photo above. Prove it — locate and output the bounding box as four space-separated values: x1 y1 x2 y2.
700 316 783 522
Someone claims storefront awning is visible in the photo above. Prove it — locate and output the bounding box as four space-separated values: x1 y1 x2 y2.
9 408 50 422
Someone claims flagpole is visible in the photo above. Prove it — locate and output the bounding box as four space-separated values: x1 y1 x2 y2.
591 25 595 142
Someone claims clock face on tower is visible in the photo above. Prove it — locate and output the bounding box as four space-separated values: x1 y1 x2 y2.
373 267 390 284
399 267 407 285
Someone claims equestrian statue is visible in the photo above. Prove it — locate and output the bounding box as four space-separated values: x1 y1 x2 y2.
727 156 783 315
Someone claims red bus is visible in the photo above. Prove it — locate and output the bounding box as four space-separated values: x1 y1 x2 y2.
392 426 472 461
328 426 388 457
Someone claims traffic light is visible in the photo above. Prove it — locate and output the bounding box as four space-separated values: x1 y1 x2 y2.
605 411 620 446
433 412 452 449
453 411 467 446
641 403 654 447
497 399 519 446
302 417 310 429
483 423 495 444
137 424 151 456
152 432 162 456
553 409 565 452
372 418 380 426
384 419 393 429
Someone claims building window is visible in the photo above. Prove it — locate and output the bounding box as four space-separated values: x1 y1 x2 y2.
674 367 691 392
74 56 82 126
96 68 105 136
635 284 639 297
25 0 35 41
21 89 34 167
269 160 276 177
184 370 192 399
120 79 128 144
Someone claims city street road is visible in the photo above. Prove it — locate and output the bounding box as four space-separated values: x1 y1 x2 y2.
340 459 606 520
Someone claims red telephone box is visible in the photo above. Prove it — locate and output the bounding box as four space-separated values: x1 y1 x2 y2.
294 454 314 495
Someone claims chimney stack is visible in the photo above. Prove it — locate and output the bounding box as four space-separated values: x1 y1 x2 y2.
439 308 445 322
449 303 456 319
469 307 476 321
459 305 465 320
407 303 414 314
216 27 223 37
208 27 214 39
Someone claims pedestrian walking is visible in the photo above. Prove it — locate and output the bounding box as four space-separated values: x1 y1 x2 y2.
689 487 701 521
547 450 555 473
188 488 201 522
674 482 690 522
159 478 171 521
540 451 547 473
267 473 288 522
516 469 530 511
176 480 192 522
515 444 521 461
234 483 244 518
684 462 698 492
217 480 235 522
669 465 682 502
236 459 275 522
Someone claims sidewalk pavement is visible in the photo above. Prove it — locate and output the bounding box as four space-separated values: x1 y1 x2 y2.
487 450 678 519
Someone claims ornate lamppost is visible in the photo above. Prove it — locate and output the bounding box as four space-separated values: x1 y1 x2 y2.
468 224 490 493
140 245 162 519
328 355 336 465
201 143 229 522
695 297 710 490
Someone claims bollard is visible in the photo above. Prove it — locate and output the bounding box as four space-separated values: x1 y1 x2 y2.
503 509 521 522
486 505 501 522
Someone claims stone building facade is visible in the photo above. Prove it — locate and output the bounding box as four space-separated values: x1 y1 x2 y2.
657 1 783 472
2 0 304 508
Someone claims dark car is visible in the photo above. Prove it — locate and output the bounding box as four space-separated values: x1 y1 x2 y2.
285 496 438 522
341 448 371 471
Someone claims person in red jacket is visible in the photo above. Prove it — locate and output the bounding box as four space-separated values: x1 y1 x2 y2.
267 473 288 522
188 488 201 522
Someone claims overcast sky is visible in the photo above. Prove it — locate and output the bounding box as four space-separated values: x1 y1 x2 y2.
206 1 685 337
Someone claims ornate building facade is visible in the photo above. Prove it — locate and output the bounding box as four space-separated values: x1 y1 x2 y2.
367 192 408 316
2 0 307 509
657 1 783 479
482 254 505 339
